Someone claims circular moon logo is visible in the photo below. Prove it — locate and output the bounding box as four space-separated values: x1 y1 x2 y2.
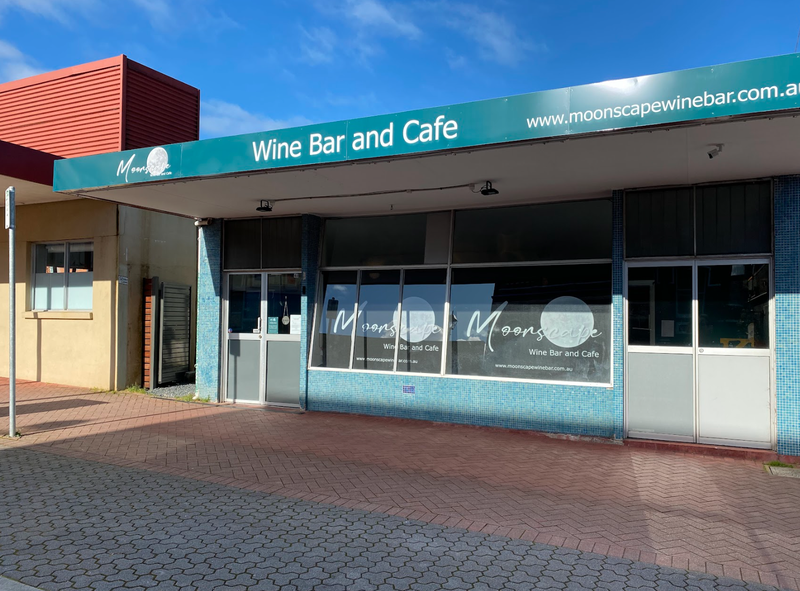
540 296 595 348
393 296 436 343
146 147 169 176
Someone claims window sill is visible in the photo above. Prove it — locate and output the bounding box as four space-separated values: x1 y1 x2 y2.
24 311 93 320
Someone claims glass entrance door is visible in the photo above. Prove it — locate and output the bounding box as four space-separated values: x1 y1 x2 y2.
224 272 302 406
696 262 771 446
625 260 773 448
263 273 302 405
225 273 263 403
626 263 695 441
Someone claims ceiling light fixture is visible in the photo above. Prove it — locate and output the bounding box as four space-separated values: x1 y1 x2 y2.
480 181 499 196
255 200 273 212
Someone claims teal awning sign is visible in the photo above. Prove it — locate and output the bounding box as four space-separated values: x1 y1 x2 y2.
54 54 800 192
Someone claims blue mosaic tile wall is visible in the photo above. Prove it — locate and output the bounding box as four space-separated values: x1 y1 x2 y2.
195 221 222 401
775 176 800 457
299 215 322 409
306 196 626 439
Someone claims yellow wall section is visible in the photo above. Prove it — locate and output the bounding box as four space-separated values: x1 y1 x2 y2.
0 199 118 390
0 199 197 391
116 205 197 389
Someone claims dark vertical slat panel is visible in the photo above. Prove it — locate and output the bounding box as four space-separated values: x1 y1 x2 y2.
263 217 302 268
640 192 653 257
729 183 746 254
652 190 665 255
716 185 732 254
663 189 677 255
159 283 192 385
627 188 693 258
223 219 262 270
758 182 773 253
677 188 694 255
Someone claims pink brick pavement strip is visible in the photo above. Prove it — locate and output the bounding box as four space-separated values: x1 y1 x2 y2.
1 379 800 589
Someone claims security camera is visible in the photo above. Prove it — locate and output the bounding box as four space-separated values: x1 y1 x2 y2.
256 200 273 212
707 144 723 159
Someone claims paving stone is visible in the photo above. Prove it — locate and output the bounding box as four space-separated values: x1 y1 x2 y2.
0 447 795 591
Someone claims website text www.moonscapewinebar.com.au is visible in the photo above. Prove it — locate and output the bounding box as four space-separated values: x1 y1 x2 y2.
526 83 795 129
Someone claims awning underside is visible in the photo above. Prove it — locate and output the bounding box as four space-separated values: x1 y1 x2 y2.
71 116 800 219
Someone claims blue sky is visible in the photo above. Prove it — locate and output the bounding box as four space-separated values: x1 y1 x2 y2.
0 0 796 139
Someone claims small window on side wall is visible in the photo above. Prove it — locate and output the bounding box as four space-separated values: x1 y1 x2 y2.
33 242 93 311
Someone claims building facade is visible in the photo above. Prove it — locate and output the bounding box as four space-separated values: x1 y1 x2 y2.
0 56 199 390
54 54 800 455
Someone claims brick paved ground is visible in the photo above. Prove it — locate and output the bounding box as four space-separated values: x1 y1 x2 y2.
1 380 799 589
0 447 785 591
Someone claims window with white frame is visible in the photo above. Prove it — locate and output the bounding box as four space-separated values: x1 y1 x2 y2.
32 242 93 311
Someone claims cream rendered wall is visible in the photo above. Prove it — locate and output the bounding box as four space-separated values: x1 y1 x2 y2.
0 199 118 390
116 205 197 389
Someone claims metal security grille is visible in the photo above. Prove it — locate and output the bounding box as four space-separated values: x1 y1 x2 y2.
158 282 192 384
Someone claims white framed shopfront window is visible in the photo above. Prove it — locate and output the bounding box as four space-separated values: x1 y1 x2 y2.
309 200 615 387
31 241 94 311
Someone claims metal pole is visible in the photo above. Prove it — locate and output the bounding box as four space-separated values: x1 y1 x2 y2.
5 187 15 437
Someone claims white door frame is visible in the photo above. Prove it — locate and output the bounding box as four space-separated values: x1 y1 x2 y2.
623 257 776 449
221 270 303 405
693 258 774 448
624 260 695 443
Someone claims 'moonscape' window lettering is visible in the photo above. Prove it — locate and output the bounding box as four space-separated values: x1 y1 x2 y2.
446 265 612 383
396 269 447 374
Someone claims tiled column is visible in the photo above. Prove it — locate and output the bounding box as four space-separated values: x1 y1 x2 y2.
611 190 625 440
299 215 322 409
195 221 223 401
774 176 800 456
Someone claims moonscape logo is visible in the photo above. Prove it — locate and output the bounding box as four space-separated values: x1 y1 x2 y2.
466 296 602 352
116 147 171 182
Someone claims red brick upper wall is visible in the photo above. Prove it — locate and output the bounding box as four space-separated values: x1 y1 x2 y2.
0 55 199 159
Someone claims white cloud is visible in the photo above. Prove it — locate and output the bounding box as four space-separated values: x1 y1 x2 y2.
129 0 239 33
0 0 98 24
200 100 313 138
0 40 45 83
0 0 238 34
131 0 171 25
445 47 467 70
133 0 239 33
309 0 421 65
299 26 338 65
344 0 420 39
431 0 544 66
324 91 378 108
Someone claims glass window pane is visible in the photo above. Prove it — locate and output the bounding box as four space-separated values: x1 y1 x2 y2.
353 270 400 371
453 200 611 264
696 182 771 255
34 243 65 310
628 266 692 346
266 273 301 335
397 269 447 374
447 265 612 383
625 188 694 258
224 219 261 270
227 274 262 333
323 214 427 267
263 217 302 268
311 271 358 368
698 264 769 348
66 242 93 310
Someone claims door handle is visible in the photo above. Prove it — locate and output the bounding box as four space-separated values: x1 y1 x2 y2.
256 317 262 333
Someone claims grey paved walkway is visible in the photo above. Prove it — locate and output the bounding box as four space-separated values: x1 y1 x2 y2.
0 448 786 591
